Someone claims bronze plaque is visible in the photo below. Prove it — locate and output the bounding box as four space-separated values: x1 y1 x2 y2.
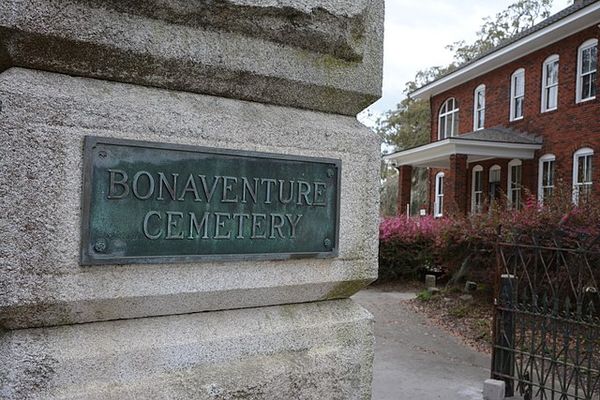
80 136 341 265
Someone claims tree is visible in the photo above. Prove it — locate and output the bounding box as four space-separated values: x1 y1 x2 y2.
377 65 455 151
377 0 558 216
447 0 554 65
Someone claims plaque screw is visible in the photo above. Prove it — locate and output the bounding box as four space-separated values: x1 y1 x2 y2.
94 238 107 253
323 238 332 249
98 150 107 159
327 168 335 178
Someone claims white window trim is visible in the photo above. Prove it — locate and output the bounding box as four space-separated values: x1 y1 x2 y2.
572 147 594 203
576 39 598 104
434 172 445 217
541 55 559 112
473 84 486 131
507 159 523 208
471 165 484 214
438 98 459 140
538 154 556 202
510 69 525 121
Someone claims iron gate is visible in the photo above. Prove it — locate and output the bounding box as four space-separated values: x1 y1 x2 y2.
492 233 600 399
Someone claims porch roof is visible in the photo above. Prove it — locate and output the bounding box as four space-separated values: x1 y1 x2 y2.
383 127 543 169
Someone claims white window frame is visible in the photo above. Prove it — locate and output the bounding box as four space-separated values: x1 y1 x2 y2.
541 55 559 112
510 68 525 121
576 39 598 103
538 154 556 203
508 159 523 209
473 84 486 131
471 165 484 214
438 98 459 140
572 147 594 204
434 172 445 217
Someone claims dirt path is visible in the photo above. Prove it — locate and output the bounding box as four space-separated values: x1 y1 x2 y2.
352 286 491 400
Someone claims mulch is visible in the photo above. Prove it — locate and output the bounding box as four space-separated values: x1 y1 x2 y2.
407 285 494 355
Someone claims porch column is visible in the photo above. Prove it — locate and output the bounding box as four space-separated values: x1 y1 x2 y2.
448 154 468 215
396 165 412 215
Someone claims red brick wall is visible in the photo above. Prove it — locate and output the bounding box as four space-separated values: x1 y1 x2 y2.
429 25 600 199
396 165 412 214
447 155 468 215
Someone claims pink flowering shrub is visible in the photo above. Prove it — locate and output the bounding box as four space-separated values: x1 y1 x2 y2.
379 183 600 283
378 216 451 281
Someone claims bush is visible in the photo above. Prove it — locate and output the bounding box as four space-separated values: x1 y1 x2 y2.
378 184 600 284
378 216 449 280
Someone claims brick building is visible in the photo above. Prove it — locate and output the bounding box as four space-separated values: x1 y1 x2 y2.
385 0 600 216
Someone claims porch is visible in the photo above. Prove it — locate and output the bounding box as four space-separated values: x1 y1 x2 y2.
383 128 543 216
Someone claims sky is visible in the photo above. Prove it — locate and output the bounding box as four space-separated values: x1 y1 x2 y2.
358 0 569 127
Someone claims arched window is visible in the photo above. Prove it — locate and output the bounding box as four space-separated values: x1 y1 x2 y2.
472 165 484 213
473 85 486 130
573 147 594 203
510 69 525 121
576 39 597 103
434 172 445 217
438 98 459 140
538 154 556 202
508 159 522 209
541 55 559 112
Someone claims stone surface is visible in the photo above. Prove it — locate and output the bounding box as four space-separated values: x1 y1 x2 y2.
0 299 375 399
483 379 506 400
428 287 442 295
0 0 384 116
1 0 384 397
0 68 381 330
425 274 437 289
465 281 478 292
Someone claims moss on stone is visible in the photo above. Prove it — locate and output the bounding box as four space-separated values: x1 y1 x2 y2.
317 54 355 70
324 280 370 300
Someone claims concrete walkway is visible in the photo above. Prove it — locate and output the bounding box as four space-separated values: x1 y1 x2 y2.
352 286 491 400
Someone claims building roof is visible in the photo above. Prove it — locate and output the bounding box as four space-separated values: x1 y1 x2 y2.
458 127 542 145
411 0 600 100
383 127 543 168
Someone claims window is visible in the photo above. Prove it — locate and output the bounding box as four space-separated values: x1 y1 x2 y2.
434 172 444 217
541 55 559 112
489 165 501 184
510 69 525 121
538 154 556 202
573 148 593 204
508 159 522 209
438 98 459 139
473 85 486 130
489 165 502 205
576 39 597 103
472 165 484 213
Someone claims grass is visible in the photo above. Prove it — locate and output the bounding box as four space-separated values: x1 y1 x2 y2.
416 289 433 302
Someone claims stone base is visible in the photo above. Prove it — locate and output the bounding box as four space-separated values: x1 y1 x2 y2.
0 300 374 399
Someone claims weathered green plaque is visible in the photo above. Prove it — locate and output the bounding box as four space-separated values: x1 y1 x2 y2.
80 136 340 265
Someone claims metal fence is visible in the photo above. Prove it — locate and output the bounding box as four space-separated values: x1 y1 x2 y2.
492 233 600 400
